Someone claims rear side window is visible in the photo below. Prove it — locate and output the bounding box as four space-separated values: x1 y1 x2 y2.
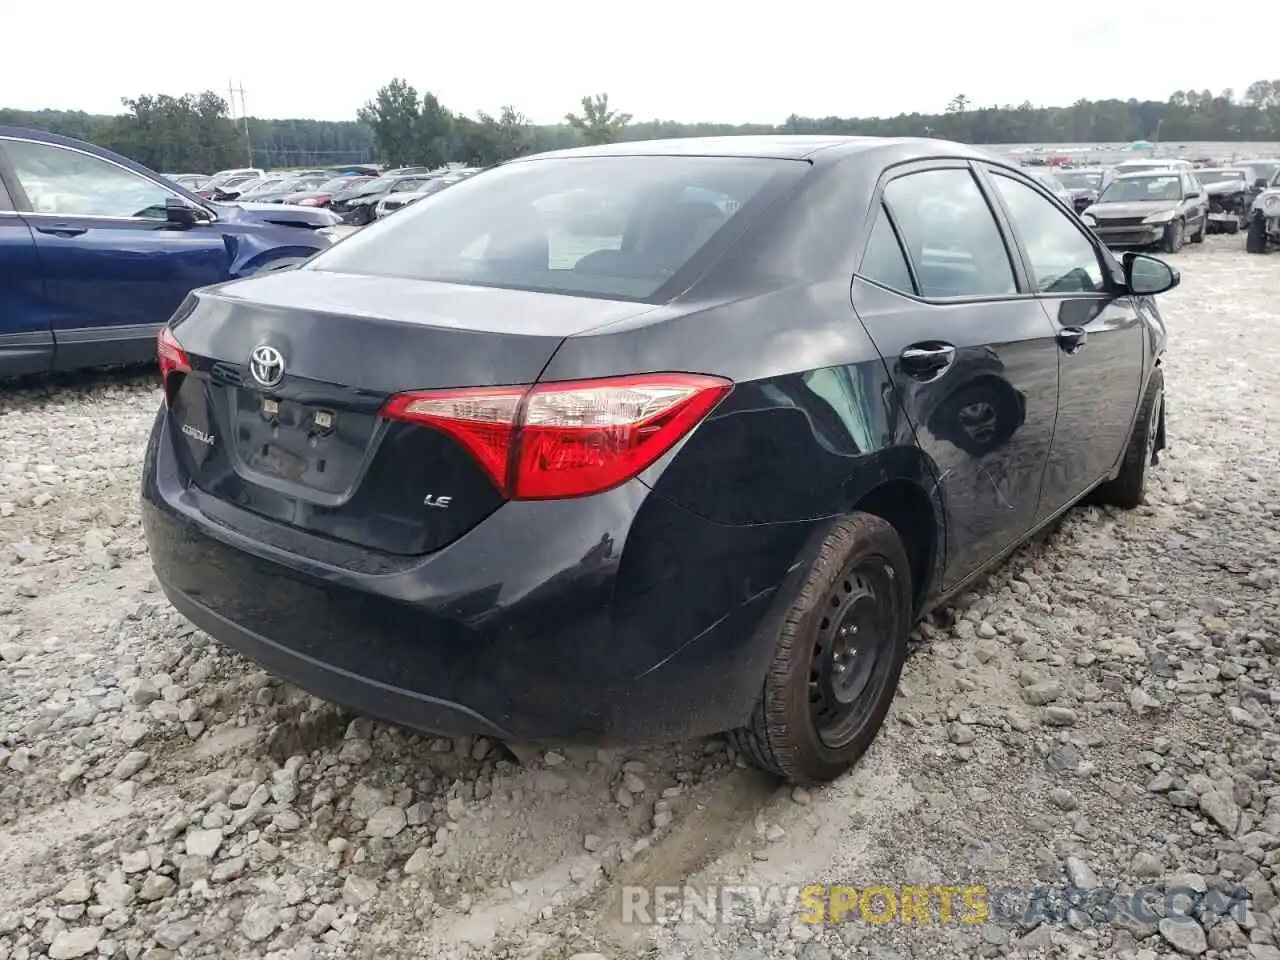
857 205 916 294
307 155 805 301
883 169 1017 299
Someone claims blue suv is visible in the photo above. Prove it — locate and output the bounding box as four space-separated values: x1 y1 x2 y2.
0 127 341 377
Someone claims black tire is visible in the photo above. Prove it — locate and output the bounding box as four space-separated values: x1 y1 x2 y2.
1191 214 1206 244
1161 219 1184 254
1223 218 1240 236
729 513 913 784
1092 367 1164 510
1246 215 1268 254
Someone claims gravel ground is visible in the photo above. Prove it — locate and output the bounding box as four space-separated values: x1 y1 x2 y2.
0 234 1278 960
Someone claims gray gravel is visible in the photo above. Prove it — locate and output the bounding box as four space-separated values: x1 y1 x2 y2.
1 234 1278 960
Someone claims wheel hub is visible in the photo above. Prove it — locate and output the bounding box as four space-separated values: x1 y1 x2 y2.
809 567 891 747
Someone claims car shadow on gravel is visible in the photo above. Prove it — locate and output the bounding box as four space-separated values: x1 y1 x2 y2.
0 364 157 410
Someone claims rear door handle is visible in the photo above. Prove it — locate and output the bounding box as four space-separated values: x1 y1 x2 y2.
34 224 87 237
899 343 956 379
1057 327 1088 354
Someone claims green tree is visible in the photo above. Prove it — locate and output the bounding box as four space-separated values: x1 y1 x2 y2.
565 93 632 145
494 106 533 161
358 78 421 167
451 114 501 167
14 76 1280 171
416 93 453 169
96 92 244 172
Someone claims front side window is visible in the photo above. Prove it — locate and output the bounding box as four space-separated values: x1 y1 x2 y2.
990 173 1103 294
883 168 1017 299
308 155 803 301
3 139 176 219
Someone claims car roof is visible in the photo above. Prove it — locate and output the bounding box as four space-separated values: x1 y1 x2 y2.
512 134 999 164
1114 170 1180 180
0 124 96 147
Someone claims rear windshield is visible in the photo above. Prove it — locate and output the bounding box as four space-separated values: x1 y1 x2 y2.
306 155 803 300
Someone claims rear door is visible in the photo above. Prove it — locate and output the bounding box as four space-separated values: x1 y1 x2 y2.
0 169 51 375
0 135 232 370
980 164 1146 519
851 162 1060 588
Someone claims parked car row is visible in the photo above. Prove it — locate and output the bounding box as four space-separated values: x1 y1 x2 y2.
331 167 483 225
372 169 480 220
161 165 483 224
1027 153 1280 255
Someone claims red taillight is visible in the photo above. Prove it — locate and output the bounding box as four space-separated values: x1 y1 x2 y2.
157 327 190 387
381 386 524 491
381 373 733 500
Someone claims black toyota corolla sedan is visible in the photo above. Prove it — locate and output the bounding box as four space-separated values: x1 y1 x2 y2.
142 136 1177 784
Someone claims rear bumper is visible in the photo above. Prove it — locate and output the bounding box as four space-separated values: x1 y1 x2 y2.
141 408 815 744
157 576 517 738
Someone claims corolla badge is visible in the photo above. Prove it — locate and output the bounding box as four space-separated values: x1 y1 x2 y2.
249 344 285 388
181 423 216 446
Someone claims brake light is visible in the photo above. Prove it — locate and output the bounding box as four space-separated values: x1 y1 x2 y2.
381 373 732 500
157 327 190 382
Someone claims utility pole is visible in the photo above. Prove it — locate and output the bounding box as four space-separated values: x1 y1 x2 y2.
228 80 253 167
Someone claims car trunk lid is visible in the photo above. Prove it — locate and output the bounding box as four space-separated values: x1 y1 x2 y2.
165 270 650 555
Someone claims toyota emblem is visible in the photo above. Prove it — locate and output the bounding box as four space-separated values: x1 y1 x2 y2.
248 344 285 388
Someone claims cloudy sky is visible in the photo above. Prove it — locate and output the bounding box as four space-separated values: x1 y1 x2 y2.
3 2 1247 124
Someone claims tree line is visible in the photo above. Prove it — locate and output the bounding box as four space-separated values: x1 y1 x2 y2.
4 79 1280 174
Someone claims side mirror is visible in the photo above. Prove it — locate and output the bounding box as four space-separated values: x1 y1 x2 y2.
165 198 198 229
1255 178 1270 190
1123 252 1179 296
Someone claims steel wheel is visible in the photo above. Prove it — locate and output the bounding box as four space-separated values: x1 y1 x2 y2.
730 512 914 784
1145 386 1163 467
808 559 897 749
